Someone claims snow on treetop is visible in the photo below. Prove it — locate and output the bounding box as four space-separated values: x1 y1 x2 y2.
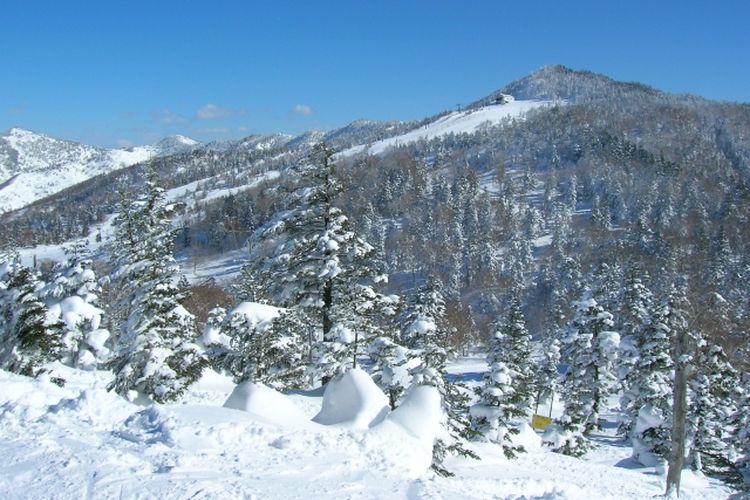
409 318 436 336
229 301 282 329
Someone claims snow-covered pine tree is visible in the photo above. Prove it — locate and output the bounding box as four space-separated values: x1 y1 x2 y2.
534 272 565 413
244 143 387 384
618 268 654 436
363 295 411 409
202 306 228 370
630 290 677 466
223 307 306 389
687 339 742 481
402 277 478 476
368 333 410 410
320 281 395 379
0 262 64 376
732 378 750 491
107 170 206 403
0 254 18 368
548 292 619 456
547 326 591 456
505 207 534 288
234 262 270 304
533 330 561 417
665 284 696 496
44 244 110 369
471 293 533 458
570 293 619 433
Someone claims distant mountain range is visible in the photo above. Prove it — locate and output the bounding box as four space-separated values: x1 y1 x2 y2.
3 64 749 217
0 116 413 213
0 128 200 212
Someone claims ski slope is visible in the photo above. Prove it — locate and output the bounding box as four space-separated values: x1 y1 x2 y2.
340 100 556 157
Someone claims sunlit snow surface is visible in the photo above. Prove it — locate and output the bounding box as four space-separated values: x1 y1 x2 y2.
0 358 735 499
340 100 555 158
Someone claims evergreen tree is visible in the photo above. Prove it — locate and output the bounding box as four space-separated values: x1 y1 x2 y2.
217 307 306 389
244 143 386 384
533 331 561 417
732 379 750 491
202 306 229 371
471 293 533 458
549 292 619 456
629 287 691 466
44 245 110 369
0 262 64 376
618 268 654 436
0 255 19 369
402 278 479 476
687 340 741 481
107 171 206 403
233 262 270 304
369 333 410 409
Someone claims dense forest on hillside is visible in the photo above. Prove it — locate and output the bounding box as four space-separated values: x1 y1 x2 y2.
2 67 749 368
3 67 750 361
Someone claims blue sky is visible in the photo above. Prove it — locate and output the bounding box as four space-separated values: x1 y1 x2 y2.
2 1 748 148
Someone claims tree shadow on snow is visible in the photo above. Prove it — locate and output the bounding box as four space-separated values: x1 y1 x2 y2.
613 457 649 471
445 371 483 383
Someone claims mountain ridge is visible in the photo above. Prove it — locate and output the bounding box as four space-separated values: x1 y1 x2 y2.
0 128 201 213
3 65 750 216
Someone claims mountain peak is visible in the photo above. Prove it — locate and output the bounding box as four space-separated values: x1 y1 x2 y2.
152 135 200 155
159 134 199 146
4 127 45 140
475 64 663 106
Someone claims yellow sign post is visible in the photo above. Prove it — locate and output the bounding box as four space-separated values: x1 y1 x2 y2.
531 414 553 430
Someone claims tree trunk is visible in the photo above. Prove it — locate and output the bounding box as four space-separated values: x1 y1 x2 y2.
666 329 689 497
322 279 333 338
352 330 359 369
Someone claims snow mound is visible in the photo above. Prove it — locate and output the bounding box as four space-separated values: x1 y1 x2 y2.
513 422 543 451
223 381 309 427
46 388 126 426
313 368 390 428
365 385 443 475
384 384 441 443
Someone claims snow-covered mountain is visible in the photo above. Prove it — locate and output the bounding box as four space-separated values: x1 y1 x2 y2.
340 99 553 157
0 128 200 212
150 134 201 156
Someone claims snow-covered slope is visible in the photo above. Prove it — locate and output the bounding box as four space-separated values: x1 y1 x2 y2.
340 99 555 157
0 129 199 212
0 361 735 499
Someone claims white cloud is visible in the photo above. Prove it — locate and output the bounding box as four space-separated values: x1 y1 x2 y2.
197 103 234 120
292 104 314 115
116 139 135 148
155 108 188 124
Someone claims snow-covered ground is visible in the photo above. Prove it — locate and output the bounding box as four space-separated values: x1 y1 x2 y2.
340 100 556 158
0 357 736 499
